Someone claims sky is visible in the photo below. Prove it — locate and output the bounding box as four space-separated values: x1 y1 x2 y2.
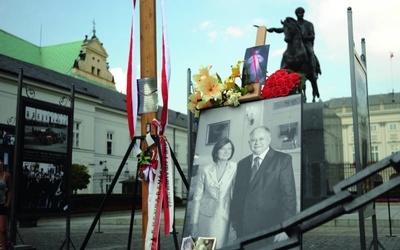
1 0 399 114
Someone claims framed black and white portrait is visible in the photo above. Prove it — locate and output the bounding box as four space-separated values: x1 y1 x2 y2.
183 94 303 249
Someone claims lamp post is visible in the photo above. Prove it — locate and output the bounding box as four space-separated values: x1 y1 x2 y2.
99 179 104 194
124 162 130 179
100 160 109 193
96 160 108 234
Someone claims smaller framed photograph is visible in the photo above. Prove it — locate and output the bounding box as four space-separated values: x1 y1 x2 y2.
181 236 195 250
242 45 270 86
195 237 216 250
206 121 230 145
279 122 298 140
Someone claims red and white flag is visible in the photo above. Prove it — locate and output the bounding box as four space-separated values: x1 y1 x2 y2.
159 0 171 134
126 0 138 139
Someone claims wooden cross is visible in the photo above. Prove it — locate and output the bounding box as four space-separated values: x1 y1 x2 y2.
239 25 267 102
255 25 267 46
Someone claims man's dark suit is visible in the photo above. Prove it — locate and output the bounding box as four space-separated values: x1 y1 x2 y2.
230 147 296 241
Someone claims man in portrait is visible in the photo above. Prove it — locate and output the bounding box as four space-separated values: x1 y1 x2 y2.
230 126 296 247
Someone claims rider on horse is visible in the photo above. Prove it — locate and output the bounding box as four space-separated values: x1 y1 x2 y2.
268 7 318 79
268 7 321 101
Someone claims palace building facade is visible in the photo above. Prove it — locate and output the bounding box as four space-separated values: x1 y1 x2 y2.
0 29 189 198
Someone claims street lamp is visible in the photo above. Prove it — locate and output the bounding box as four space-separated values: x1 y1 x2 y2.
100 160 108 174
97 160 108 234
99 160 108 192
102 166 109 177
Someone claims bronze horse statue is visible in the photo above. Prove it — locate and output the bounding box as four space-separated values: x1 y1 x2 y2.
280 17 321 102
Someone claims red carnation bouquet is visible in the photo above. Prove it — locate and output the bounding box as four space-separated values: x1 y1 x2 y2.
261 69 305 99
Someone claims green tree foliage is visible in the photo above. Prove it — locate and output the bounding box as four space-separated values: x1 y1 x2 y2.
71 164 91 193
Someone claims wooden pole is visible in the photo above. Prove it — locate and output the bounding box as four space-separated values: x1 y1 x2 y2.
140 0 157 249
255 26 267 46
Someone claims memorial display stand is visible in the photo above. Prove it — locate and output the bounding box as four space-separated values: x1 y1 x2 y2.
79 134 189 250
9 68 76 250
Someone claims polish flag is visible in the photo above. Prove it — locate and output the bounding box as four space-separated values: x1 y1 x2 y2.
159 0 170 135
126 0 137 139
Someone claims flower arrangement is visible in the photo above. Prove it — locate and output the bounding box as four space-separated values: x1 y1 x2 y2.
261 69 305 99
187 61 249 115
137 146 157 180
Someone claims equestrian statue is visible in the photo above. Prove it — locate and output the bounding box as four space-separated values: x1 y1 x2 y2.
268 7 321 102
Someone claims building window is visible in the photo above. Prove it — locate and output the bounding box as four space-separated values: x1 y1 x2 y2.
370 124 377 132
391 145 399 155
389 123 398 131
91 66 95 74
97 69 101 76
107 132 113 155
73 121 81 148
371 146 379 162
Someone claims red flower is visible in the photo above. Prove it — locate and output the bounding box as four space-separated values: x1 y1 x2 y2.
261 69 304 99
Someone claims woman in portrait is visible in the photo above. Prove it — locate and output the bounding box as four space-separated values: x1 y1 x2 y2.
190 138 237 249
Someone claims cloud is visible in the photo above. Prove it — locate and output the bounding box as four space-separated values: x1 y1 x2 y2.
252 18 266 27
304 0 400 95
207 30 218 42
309 0 400 63
270 48 286 58
225 26 243 37
110 67 126 94
199 21 212 30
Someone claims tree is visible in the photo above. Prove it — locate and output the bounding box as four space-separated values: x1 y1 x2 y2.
71 164 91 194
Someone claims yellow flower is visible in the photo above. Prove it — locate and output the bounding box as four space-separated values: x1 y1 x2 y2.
193 65 212 85
197 74 225 101
223 60 243 90
187 61 246 113
187 91 202 113
197 99 212 110
231 60 243 78
198 65 211 77
224 76 236 89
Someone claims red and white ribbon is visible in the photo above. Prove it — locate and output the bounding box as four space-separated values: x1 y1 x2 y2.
159 0 170 134
141 149 158 209
145 120 174 250
126 0 138 139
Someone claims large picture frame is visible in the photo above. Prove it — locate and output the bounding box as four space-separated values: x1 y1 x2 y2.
15 96 73 216
183 95 302 249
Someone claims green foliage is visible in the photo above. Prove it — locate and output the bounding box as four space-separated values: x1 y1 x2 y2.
71 163 91 192
138 150 151 166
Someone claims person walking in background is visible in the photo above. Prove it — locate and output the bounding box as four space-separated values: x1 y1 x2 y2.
190 138 237 249
230 126 296 247
0 157 12 250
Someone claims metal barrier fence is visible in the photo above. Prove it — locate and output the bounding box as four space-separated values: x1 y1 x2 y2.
339 163 400 200
302 162 400 209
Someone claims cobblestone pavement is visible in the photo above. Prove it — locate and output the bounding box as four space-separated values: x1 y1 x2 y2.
13 208 400 250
